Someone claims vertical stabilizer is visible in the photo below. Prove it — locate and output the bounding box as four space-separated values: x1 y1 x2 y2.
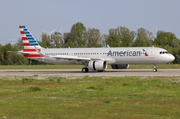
19 26 43 57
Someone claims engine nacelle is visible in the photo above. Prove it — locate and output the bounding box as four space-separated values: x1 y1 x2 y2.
88 60 107 71
111 64 129 69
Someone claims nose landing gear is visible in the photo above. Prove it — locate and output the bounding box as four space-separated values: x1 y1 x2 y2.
153 64 157 72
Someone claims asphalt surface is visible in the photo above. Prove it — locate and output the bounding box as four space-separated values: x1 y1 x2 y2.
0 69 180 76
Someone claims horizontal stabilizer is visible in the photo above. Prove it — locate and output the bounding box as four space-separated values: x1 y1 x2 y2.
7 51 17 53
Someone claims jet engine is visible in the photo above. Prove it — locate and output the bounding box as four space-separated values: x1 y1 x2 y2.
111 64 129 69
88 60 107 71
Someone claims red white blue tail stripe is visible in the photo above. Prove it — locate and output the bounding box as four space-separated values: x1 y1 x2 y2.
19 26 43 57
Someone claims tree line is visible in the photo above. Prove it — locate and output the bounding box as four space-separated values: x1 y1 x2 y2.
0 22 180 64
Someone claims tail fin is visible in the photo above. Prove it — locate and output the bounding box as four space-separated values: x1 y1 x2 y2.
19 26 43 49
19 26 43 57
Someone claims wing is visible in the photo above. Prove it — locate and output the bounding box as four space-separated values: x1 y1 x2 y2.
53 55 91 61
33 46 110 62
34 46 92 61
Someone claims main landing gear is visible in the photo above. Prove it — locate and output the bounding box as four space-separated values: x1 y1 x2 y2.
82 67 89 73
82 62 89 73
153 64 157 72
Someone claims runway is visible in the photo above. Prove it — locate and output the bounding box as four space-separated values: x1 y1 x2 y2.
0 69 180 76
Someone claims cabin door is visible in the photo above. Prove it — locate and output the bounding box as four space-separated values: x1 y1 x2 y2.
70 51 74 55
149 49 154 58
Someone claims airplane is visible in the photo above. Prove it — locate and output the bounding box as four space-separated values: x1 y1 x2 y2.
16 26 175 73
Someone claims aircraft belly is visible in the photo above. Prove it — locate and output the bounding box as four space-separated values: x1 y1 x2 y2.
114 57 156 64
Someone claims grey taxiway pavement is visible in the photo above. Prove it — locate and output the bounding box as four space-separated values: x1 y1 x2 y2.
0 69 180 76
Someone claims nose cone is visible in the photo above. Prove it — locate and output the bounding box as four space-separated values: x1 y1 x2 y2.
168 54 175 62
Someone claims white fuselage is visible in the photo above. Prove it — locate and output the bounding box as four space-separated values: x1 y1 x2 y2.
25 47 175 65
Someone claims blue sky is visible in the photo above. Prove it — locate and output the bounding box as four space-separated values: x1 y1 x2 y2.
0 0 180 45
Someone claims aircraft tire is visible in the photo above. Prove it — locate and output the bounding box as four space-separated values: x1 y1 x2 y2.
82 68 89 73
153 68 157 72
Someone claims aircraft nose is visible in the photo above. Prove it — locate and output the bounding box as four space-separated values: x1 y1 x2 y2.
168 54 175 62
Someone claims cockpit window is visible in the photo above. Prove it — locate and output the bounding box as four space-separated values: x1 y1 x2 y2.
159 51 169 54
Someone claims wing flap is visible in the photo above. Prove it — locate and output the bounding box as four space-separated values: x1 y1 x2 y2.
52 55 91 61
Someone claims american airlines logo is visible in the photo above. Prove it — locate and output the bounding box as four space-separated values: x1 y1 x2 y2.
107 49 149 57
107 50 141 57
142 49 148 56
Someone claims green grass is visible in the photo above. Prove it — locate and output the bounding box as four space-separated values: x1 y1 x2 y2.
0 64 180 69
1 76 180 118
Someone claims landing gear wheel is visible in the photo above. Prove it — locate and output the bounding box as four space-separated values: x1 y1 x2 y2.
153 68 157 72
82 68 89 73
153 64 157 72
